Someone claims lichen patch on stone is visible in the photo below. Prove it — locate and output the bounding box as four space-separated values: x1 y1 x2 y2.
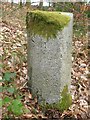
40 85 72 112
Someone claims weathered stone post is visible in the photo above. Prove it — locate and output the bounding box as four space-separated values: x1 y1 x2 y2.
26 11 73 110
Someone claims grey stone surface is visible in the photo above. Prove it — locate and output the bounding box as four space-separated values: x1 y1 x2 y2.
27 12 73 104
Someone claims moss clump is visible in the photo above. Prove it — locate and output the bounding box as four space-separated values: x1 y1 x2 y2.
40 85 72 112
26 10 70 39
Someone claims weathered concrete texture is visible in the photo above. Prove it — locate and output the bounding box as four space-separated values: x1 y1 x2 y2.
27 12 73 104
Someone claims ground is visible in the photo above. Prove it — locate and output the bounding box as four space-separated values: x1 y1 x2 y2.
0 2 89 120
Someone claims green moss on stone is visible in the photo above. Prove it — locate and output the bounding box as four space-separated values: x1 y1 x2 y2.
40 85 72 112
26 10 70 39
